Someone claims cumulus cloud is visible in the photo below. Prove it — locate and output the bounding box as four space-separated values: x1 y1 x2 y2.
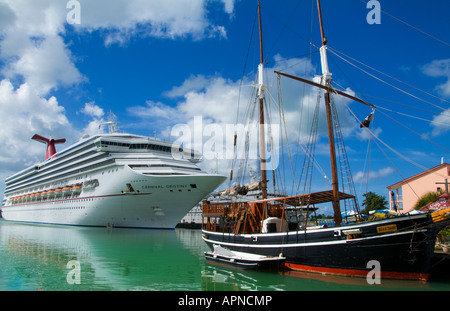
0 79 76 169
422 58 450 97
68 0 234 44
81 101 104 118
430 109 450 137
421 58 450 137
0 0 235 92
0 0 236 196
79 102 107 136
6 35 84 94
353 167 394 184
0 0 83 94
127 54 364 177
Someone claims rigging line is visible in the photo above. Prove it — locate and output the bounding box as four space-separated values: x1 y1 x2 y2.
363 119 374 195
274 75 331 191
260 0 320 50
329 59 450 125
375 109 450 154
296 136 331 185
265 50 320 66
270 54 319 73
230 9 259 187
358 0 450 48
343 91 450 118
237 7 258 121
376 106 450 128
341 99 429 172
263 0 304 63
277 74 300 195
331 71 450 124
370 134 422 202
328 47 450 109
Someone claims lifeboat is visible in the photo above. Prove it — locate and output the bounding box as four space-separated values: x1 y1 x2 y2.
41 190 50 200
62 186 72 196
54 187 64 198
47 189 56 199
72 183 82 195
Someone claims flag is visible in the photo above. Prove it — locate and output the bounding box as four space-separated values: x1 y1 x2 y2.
360 110 375 128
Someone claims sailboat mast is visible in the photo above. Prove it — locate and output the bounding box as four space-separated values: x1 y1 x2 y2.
316 0 342 226
257 0 268 200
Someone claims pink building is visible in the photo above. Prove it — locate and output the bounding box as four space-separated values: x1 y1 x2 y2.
387 163 450 213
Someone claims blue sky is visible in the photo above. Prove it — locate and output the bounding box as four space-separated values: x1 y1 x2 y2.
0 0 449 212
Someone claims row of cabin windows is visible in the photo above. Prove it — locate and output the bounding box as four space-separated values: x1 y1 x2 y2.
99 141 172 153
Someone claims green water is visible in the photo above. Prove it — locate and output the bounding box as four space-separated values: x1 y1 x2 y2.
0 219 449 291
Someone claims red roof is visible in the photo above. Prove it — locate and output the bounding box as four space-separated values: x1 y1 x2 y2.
419 193 450 211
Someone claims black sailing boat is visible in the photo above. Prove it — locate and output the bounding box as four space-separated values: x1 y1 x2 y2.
202 0 450 281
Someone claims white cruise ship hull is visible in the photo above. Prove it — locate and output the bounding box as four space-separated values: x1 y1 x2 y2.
2 167 225 229
2 133 226 229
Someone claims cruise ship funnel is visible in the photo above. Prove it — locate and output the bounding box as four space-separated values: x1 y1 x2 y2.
32 134 66 160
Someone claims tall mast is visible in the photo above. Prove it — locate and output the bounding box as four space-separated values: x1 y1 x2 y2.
317 0 342 226
257 0 268 200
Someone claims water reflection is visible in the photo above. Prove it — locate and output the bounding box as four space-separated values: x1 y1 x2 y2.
0 220 449 291
0 220 205 291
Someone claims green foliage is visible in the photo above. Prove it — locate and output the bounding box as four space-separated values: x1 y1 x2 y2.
362 192 388 215
413 191 442 210
437 226 450 245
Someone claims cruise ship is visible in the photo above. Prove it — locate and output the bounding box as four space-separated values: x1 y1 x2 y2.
1 132 226 229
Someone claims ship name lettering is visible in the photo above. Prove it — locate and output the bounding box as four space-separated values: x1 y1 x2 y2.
166 184 188 189
142 185 164 189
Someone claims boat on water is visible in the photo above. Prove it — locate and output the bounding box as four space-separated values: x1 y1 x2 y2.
205 244 285 270
202 0 450 281
1 121 226 229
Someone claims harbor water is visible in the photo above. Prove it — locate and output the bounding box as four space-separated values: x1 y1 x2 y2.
0 219 449 291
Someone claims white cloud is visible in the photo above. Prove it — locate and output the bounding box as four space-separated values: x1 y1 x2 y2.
353 167 394 183
6 35 84 94
430 109 450 137
422 58 450 98
0 0 235 93
421 59 450 137
75 0 233 43
127 55 366 177
163 74 211 98
0 0 236 165
81 101 104 118
0 0 236 201
220 0 235 14
0 79 77 169
130 74 243 125
0 1 83 95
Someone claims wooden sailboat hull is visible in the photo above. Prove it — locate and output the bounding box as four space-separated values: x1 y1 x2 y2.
202 213 442 281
